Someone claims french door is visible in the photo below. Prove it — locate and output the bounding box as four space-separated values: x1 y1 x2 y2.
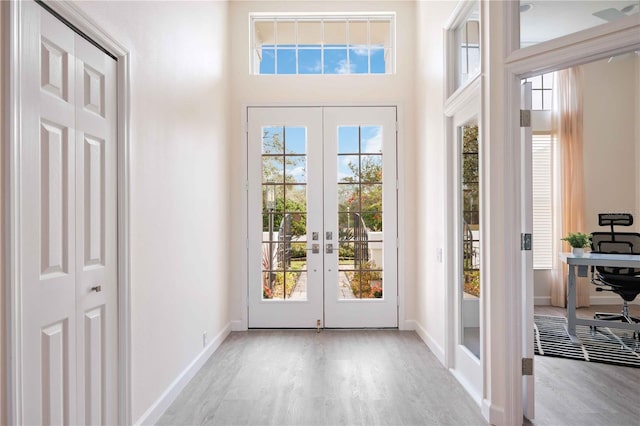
247 106 398 328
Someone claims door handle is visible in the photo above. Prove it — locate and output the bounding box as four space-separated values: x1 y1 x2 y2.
307 244 320 254
91 285 102 293
326 243 334 254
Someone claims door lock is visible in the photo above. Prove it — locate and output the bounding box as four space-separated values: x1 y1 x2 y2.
308 244 320 254
326 243 334 254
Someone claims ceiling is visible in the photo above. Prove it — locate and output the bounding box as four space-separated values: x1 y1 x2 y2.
520 0 640 46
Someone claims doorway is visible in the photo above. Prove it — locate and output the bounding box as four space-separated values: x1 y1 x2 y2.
247 106 398 328
521 53 640 424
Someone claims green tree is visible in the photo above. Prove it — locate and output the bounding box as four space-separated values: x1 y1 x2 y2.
263 197 307 236
339 155 383 231
262 129 307 236
262 130 305 184
462 125 479 227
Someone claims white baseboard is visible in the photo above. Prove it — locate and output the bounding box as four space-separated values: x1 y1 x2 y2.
450 368 481 406
400 319 416 331
534 296 551 305
230 320 245 331
413 320 445 366
482 399 505 426
134 323 232 426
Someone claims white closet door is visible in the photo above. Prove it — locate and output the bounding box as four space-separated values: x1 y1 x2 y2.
19 2 118 424
74 32 118 426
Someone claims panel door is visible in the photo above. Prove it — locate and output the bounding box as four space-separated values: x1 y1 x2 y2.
247 106 398 328
74 29 118 426
19 2 118 424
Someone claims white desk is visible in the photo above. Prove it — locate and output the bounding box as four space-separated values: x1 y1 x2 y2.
560 252 640 344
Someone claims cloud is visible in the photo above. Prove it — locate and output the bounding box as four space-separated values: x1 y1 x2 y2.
338 156 357 181
363 128 382 153
350 45 369 56
335 59 356 74
350 44 385 56
288 166 306 181
302 60 322 73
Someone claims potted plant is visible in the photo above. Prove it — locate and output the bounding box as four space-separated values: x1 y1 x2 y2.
561 232 592 256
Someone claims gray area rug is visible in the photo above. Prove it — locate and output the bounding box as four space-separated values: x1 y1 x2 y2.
534 315 640 368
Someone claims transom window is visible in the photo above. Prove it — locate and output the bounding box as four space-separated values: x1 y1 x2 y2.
251 14 395 75
455 3 480 89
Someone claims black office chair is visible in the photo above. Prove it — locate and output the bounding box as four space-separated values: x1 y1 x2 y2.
590 213 640 339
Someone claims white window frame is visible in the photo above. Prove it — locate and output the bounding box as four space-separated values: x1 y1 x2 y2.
249 13 396 75
523 72 554 110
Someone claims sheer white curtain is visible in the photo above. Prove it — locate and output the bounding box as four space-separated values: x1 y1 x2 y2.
550 66 591 308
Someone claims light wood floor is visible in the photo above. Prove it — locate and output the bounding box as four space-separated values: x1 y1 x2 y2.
158 330 486 425
159 308 639 425
529 304 640 426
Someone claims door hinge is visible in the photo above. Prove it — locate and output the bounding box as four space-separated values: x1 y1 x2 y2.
395 121 399 133
520 110 531 127
522 357 533 376
521 233 532 251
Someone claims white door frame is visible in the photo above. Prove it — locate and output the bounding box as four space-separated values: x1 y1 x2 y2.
6 1 132 424
239 103 407 331
498 2 640 424
443 0 484 407
444 74 483 405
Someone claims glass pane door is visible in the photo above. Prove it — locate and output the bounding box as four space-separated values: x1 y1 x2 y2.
460 123 481 358
248 107 324 328
248 106 397 328
261 126 308 301
324 107 398 328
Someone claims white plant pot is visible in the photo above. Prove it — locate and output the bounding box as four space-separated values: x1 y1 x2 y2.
572 247 585 256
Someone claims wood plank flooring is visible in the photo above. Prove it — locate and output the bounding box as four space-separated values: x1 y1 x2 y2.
159 307 640 425
529 304 640 426
158 330 486 425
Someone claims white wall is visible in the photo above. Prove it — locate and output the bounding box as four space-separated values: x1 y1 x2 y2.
583 56 638 233
583 55 639 303
73 1 231 421
413 0 457 362
228 0 417 328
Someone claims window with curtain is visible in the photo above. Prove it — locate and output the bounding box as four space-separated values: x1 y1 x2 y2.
527 71 556 270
